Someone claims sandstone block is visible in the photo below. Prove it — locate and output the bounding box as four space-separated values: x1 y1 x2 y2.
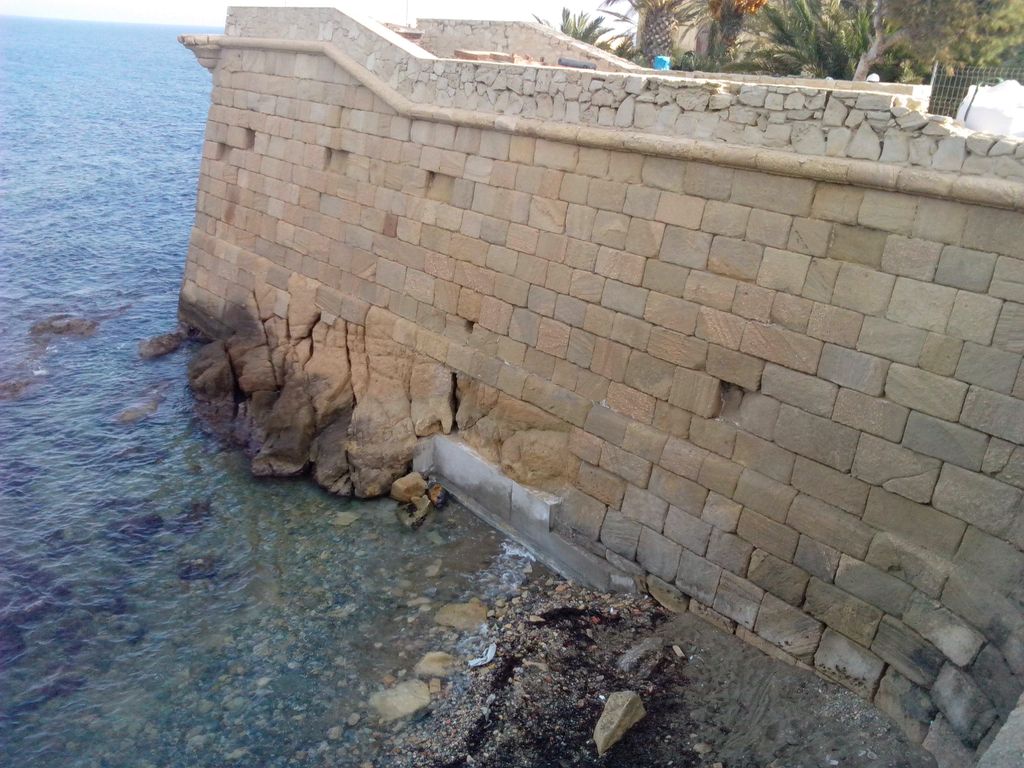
865 533 951 599
774 404 859 472
706 346 763 390
863 487 966 558
732 432 795 483
761 364 836 417
805 578 882 647
791 456 869 515
674 546 722 605
874 669 936 745
593 691 646 756
903 411 988 471
960 384 1024 442
637 526 683 582
664 505 712 555
807 303 863 348
857 316 926 364
886 277 957 334
814 629 884 698
832 389 908 442
600 510 642 560
732 468 796 522
835 555 913 616
702 201 750 237
667 368 721 418
754 593 823 661
885 363 968 421
947 291 1002 345
649 466 708 513
832 263 895 316
621 484 668 531
817 344 888 395
931 664 998 748
757 248 811 294
558 488 607 540
712 571 764 630
933 463 1022 538
746 209 792 248
955 342 1020 394
730 170 814 216
708 236 762 281
880 236 942 281
787 494 873 559
828 225 887 268
935 246 996 292
737 508 798 561
903 592 985 667
748 549 809 605
578 462 626 508
601 280 649 319
852 433 940 503
660 225 712 268
739 323 822 374
654 192 705 228
794 536 841 583
706 527 753 575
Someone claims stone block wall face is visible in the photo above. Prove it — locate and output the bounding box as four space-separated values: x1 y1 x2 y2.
182 16 1024 760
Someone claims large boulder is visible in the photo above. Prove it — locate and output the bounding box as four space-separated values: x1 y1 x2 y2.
187 340 235 402
251 379 316 477
345 309 417 497
410 359 454 437
311 414 353 495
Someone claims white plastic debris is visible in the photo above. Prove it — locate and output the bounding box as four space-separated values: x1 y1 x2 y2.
468 642 496 667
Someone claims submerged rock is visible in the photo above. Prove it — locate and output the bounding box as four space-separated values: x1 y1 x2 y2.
0 378 33 401
391 472 427 504
593 691 646 756
172 499 213 533
116 386 166 423
29 314 99 338
178 556 217 581
251 379 316 477
187 340 235 403
369 680 431 721
138 330 185 359
434 599 487 631
414 651 458 678
109 513 164 541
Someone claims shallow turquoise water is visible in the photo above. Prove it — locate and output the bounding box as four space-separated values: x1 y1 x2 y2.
0 16 538 766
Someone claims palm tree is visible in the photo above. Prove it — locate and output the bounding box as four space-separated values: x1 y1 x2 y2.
533 9 620 51
600 0 693 62
739 0 870 79
707 0 772 53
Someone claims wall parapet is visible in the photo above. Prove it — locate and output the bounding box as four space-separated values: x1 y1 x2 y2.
218 6 1024 186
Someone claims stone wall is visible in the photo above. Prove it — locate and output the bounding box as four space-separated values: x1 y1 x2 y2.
181 8 1024 764
414 18 643 72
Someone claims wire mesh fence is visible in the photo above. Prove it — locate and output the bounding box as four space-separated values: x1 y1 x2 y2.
929 63 1024 117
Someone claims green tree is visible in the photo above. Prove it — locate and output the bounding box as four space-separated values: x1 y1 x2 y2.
600 0 693 62
739 0 870 79
533 8 620 51
851 0 1024 79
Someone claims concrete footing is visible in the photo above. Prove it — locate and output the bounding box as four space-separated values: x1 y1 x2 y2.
414 435 636 593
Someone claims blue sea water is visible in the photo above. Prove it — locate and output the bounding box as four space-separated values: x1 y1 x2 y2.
0 16 535 767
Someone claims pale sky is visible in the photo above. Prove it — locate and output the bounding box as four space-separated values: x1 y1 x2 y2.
0 0 607 28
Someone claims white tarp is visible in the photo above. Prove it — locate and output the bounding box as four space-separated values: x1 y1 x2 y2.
956 79 1024 137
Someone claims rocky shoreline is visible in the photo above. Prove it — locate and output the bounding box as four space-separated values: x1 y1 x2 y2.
377 581 937 768
185 296 571 501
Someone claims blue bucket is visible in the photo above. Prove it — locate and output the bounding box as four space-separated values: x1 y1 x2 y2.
653 55 671 71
